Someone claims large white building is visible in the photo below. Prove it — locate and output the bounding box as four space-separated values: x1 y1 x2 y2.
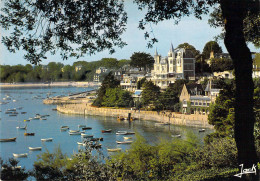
151 43 195 89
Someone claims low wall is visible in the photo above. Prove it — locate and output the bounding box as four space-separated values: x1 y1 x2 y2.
57 104 213 128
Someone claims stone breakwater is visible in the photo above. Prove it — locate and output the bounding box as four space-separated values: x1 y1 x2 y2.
57 104 213 128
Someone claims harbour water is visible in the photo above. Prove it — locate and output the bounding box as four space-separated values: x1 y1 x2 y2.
0 86 212 170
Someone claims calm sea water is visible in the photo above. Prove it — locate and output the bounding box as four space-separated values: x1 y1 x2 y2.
0 86 212 170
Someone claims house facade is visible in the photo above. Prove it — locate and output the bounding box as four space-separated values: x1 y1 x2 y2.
151 43 195 89
179 81 220 115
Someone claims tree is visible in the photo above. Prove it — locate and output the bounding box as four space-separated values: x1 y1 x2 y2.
141 81 160 108
0 0 127 64
100 58 118 69
176 43 200 57
202 41 223 59
1 0 259 172
210 58 234 72
130 52 154 71
93 72 120 107
208 6 260 48
159 80 188 111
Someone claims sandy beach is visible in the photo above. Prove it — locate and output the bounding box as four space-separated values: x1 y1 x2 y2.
0 81 101 88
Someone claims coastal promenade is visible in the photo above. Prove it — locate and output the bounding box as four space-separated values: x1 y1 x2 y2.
0 81 101 88
57 104 213 128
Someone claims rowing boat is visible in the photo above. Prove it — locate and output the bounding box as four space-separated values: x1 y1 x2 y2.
29 147 42 151
101 129 112 133
24 133 35 136
0 137 16 142
13 153 28 158
41 138 53 142
107 148 122 152
116 141 133 144
69 132 81 135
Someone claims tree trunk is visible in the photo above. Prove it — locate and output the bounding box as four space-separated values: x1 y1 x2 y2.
220 0 258 174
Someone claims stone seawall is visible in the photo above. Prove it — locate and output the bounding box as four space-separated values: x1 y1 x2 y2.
57 104 213 128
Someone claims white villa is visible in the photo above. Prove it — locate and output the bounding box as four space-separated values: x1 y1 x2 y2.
151 43 195 89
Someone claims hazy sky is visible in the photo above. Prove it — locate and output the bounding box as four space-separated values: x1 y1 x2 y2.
0 1 258 66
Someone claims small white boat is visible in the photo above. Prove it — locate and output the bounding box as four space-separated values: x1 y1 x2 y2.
16 124 27 129
61 126 69 131
77 142 86 146
116 141 133 144
29 147 42 151
81 134 94 138
13 153 28 158
124 137 132 140
116 131 127 135
69 132 81 135
69 130 80 133
199 129 205 132
41 138 53 142
107 148 122 152
171 134 181 138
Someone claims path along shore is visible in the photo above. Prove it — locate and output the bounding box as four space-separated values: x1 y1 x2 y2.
44 94 213 128
0 81 101 88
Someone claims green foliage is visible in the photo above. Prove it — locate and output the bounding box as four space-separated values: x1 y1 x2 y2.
210 58 234 72
102 88 133 107
93 72 120 107
130 52 154 71
194 138 238 169
33 146 68 180
176 42 200 57
208 6 260 48
141 81 161 108
0 0 127 64
137 77 146 89
0 157 29 180
202 41 223 59
108 132 199 180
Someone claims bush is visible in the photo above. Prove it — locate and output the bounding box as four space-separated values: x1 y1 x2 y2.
0 157 29 180
193 138 238 169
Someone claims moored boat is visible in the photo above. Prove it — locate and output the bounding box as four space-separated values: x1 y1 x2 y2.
116 131 127 135
69 132 81 135
60 126 69 131
77 142 86 146
82 127 92 130
101 129 112 133
29 147 42 151
0 137 16 142
123 137 132 140
107 148 122 152
13 153 28 158
116 141 133 144
90 137 103 141
81 134 94 138
16 124 27 129
24 119 30 122
69 130 80 133
41 138 53 142
199 129 205 132
24 133 35 136
171 134 181 138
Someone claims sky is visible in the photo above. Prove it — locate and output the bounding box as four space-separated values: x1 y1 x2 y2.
0 1 258 66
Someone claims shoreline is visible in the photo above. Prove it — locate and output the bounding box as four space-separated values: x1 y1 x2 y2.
0 81 101 88
56 103 213 129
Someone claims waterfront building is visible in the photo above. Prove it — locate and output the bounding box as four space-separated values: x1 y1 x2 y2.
151 43 195 89
93 67 109 82
179 81 220 115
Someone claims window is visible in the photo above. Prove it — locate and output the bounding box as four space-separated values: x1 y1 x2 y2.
199 102 202 105
191 102 194 105
195 102 198 105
